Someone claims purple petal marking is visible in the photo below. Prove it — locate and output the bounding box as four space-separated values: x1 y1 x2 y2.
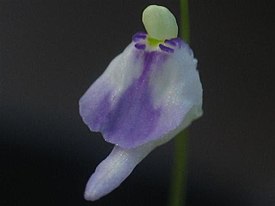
132 32 147 42
133 32 147 36
100 52 164 148
81 51 168 148
159 44 174 53
164 39 177 46
165 38 185 48
135 43 146 50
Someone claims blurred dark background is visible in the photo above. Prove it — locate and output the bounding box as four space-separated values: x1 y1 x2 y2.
1 1 274 206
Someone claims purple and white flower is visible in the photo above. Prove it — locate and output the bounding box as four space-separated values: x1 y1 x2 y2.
79 5 203 201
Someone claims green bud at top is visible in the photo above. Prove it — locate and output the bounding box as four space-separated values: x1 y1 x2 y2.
142 5 178 41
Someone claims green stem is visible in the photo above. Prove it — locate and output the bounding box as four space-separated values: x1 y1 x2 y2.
180 0 190 43
168 130 188 206
168 1 190 206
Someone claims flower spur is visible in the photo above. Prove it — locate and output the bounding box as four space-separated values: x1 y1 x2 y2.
79 5 203 201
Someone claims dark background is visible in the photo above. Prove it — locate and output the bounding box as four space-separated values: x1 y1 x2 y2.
1 1 274 206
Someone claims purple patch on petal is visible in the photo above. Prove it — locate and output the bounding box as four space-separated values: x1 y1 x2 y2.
82 51 168 148
82 93 112 131
101 52 164 148
132 32 147 42
159 44 174 53
135 43 146 50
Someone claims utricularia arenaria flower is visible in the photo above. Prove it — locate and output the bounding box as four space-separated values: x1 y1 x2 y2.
79 5 203 201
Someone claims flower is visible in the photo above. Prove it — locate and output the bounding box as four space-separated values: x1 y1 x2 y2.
79 5 203 201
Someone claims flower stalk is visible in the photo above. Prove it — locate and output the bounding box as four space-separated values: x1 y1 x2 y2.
168 0 190 206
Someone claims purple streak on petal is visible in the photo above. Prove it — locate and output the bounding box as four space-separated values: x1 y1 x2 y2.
81 50 168 148
165 38 186 48
133 32 147 36
170 38 182 44
132 32 147 42
101 52 164 148
134 43 146 50
159 44 174 53
164 39 177 46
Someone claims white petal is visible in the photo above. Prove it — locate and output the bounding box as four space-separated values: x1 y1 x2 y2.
148 43 203 138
